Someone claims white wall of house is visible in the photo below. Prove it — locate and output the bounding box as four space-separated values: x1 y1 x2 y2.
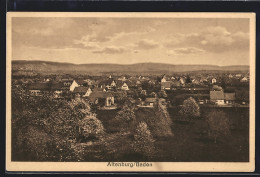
121 83 129 90
111 81 116 87
105 96 115 106
70 80 79 92
84 88 92 97
161 78 167 83
212 78 217 84
216 100 225 105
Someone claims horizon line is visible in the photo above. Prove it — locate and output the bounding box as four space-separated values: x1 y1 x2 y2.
12 60 250 67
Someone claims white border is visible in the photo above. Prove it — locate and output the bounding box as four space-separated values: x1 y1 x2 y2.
6 12 256 172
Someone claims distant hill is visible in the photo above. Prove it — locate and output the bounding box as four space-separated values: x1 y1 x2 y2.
12 60 249 75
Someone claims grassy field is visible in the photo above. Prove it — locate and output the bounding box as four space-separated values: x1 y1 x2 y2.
96 106 249 162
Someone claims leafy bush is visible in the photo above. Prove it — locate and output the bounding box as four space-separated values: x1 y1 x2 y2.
132 121 155 158
11 92 105 161
108 103 136 132
78 115 105 141
136 98 173 137
179 97 200 119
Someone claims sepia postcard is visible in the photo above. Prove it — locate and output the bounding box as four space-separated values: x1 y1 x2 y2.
6 12 255 172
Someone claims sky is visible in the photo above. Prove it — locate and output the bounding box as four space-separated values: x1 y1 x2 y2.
12 17 250 66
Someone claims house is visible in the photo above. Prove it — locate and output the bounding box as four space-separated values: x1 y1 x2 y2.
70 80 88 92
73 86 92 97
60 79 73 91
171 80 181 88
28 83 49 96
88 91 115 107
43 78 51 82
84 79 94 86
136 80 141 86
109 91 127 101
111 80 116 87
118 76 127 81
161 76 167 83
99 79 117 90
228 74 233 78
210 90 225 105
235 74 242 78
93 87 106 92
161 81 172 90
212 78 217 84
212 85 223 91
145 97 157 107
240 77 248 82
192 79 200 85
179 77 185 85
224 93 236 104
141 89 147 95
50 83 64 98
117 81 129 90
121 83 129 90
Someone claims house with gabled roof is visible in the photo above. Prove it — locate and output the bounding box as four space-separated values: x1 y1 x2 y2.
224 93 236 104
145 97 157 107
70 79 88 92
28 83 49 96
210 90 225 105
88 91 115 107
116 81 129 91
240 77 248 82
50 82 64 98
73 86 92 97
99 78 117 90
161 81 172 90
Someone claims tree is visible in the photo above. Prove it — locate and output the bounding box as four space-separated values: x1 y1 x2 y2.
132 121 155 158
206 110 230 143
186 75 192 83
236 89 249 103
179 97 200 119
141 81 150 90
11 92 100 161
109 102 136 132
78 115 105 141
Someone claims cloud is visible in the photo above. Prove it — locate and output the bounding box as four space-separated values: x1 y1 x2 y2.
92 46 126 54
12 17 104 49
165 26 249 53
167 47 205 55
136 39 159 50
73 35 100 49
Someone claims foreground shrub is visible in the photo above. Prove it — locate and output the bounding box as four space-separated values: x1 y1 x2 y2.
206 110 230 143
11 92 104 161
179 97 200 119
78 115 105 141
109 104 136 132
132 121 155 158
